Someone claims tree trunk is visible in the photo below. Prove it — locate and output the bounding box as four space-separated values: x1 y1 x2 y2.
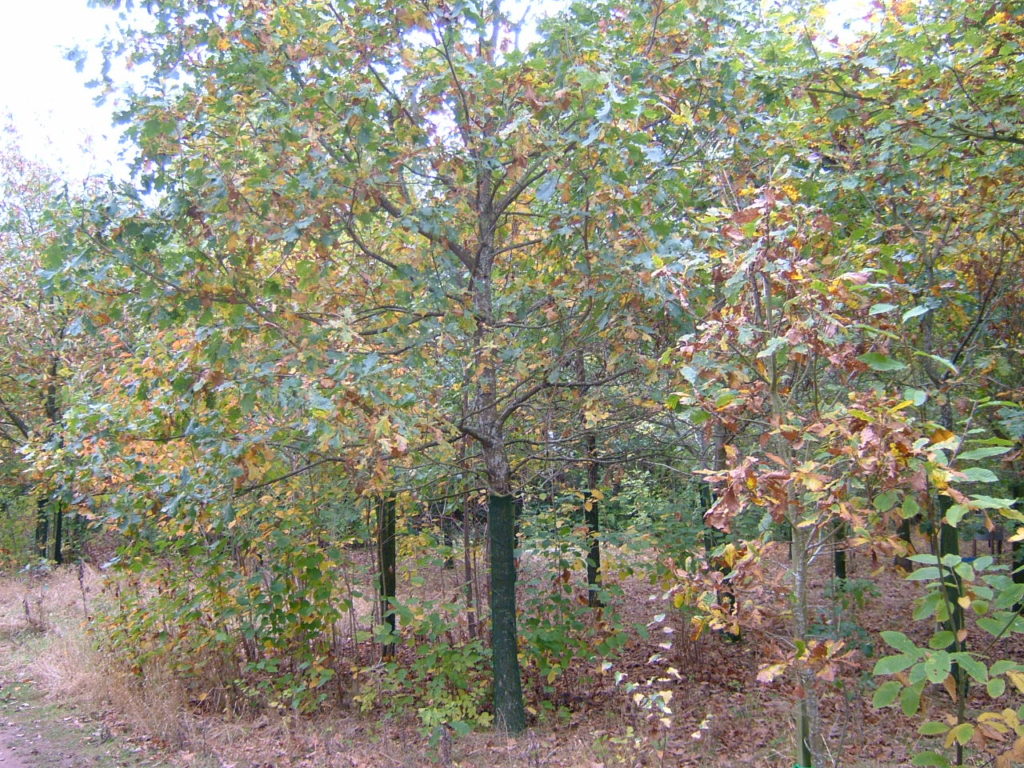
936 402 966 707
34 497 49 559
36 351 63 563
466 177 527 732
462 502 478 639
704 423 738 638
792 521 825 768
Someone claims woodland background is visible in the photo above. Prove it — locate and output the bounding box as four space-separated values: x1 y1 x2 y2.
1 0 1023 766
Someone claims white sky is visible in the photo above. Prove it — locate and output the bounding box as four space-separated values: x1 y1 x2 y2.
0 0 872 184
0 0 123 181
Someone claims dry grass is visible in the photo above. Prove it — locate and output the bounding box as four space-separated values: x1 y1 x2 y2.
0 566 199 753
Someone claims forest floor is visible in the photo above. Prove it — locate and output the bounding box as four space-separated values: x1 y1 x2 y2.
0 538 1020 768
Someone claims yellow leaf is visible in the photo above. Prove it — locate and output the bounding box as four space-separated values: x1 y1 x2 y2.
1006 670 1024 693
756 663 787 684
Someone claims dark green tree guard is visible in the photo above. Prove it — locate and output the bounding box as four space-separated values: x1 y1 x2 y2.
377 496 397 657
1011 480 1023 611
833 520 847 581
52 501 64 565
488 493 525 734
584 437 602 607
895 516 914 571
584 488 602 608
797 699 813 768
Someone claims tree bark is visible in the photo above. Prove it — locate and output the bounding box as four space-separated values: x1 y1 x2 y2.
34 497 49 560
792 521 825 768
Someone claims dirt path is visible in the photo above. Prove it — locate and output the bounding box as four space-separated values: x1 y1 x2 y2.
0 699 94 768
0 681 178 768
0 734 31 768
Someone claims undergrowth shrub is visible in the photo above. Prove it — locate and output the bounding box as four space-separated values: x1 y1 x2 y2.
0 491 37 569
518 506 629 711
353 598 492 736
98 504 347 714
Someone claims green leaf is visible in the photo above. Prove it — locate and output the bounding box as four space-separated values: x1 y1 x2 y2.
450 720 472 737
880 631 919 655
954 654 988 683
977 616 1007 637
917 721 949 736
957 446 1011 461
874 490 900 513
990 661 1019 676
948 723 974 746
968 495 1016 510
869 303 897 315
714 392 736 408
904 387 928 406
873 680 902 708
902 305 931 322
913 592 941 621
959 467 998 483
924 652 950 684
987 677 1006 698
943 504 969 527
755 336 787 359
913 351 958 375
874 654 917 675
859 352 907 371
910 752 949 767
927 631 954 650
900 496 921 519
900 682 923 716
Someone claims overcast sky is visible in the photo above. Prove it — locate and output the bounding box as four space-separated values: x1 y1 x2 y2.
0 0 872 184
0 0 125 181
